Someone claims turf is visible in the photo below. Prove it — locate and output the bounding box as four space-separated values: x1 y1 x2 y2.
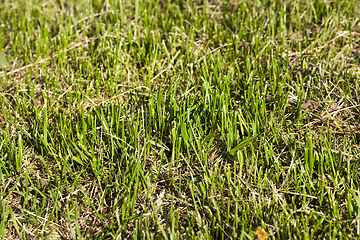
1 0 360 239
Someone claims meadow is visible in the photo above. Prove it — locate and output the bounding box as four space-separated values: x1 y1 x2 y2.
0 0 360 239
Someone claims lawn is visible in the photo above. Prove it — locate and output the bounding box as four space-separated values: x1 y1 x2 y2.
1 0 360 239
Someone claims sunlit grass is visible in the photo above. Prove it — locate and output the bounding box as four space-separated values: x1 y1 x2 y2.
0 0 360 239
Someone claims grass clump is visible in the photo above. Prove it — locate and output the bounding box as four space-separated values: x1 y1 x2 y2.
1 0 360 239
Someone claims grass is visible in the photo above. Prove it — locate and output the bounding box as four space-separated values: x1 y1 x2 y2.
0 0 360 239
